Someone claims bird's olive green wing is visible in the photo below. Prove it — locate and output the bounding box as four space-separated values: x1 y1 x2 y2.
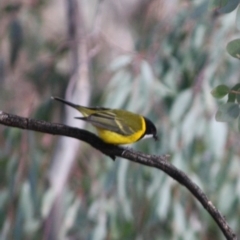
77 111 140 136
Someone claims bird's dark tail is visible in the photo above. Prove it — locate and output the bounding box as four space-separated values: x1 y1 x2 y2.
51 96 80 109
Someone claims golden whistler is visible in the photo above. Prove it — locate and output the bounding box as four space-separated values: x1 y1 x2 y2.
52 97 158 145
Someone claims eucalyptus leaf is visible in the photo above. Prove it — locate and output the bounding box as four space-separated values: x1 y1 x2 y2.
170 89 193 124
236 4 240 30
209 0 228 10
236 90 240 103
226 39 240 59
232 83 240 90
208 118 228 158
156 178 171 219
105 70 131 108
141 60 154 83
173 202 186 235
218 184 235 213
181 106 200 146
227 92 236 103
230 83 240 103
109 55 132 71
117 161 132 220
218 0 240 13
215 103 240 122
211 84 229 98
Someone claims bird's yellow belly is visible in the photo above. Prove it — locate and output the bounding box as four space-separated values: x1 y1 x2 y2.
96 129 144 145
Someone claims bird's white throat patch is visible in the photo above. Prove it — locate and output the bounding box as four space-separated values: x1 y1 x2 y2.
142 134 154 140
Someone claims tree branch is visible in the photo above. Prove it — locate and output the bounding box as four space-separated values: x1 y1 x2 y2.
0 111 237 240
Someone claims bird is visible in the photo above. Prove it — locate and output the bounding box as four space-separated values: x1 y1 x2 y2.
52 96 158 145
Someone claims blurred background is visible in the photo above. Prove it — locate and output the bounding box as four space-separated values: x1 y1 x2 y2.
0 0 240 239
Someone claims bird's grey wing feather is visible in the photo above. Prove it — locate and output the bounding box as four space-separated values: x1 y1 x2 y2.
77 112 135 135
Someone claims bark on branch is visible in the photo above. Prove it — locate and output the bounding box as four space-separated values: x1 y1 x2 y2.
0 111 237 240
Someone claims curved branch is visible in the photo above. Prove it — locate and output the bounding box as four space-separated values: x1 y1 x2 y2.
0 111 237 240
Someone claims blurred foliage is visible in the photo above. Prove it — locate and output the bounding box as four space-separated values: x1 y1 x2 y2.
9 18 23 67
227 39 240 59
0 0 240 240
212 1 240 134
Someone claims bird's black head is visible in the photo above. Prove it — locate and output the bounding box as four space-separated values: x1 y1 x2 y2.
144 117 158 141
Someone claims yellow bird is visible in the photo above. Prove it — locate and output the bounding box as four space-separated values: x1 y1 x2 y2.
52 97 158 145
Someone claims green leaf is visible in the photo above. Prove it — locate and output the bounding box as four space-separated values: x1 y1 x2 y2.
218 0 240 13
225 103 240 119
228 92 236 102
226 39 240 59
215 103 240 122
211 84 229 98
227 83 240 102
236 90 240 103
236 5 240 30
231 83 240 90
209 0 229 9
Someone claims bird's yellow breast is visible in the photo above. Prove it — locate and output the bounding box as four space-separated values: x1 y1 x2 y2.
96 116 146 145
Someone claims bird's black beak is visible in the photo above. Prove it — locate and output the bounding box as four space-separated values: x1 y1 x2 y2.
153 135 158 141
